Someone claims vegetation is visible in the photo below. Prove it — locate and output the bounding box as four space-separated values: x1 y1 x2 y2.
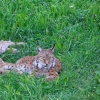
0 0 100 99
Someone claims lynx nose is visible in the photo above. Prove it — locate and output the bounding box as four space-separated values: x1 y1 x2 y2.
45 64 48 68
45 60 49 65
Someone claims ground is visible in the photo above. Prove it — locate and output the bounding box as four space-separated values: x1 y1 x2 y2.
0 0 100 100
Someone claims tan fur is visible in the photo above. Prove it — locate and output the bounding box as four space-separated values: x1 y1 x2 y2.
0 46 61 80
0 40 24 54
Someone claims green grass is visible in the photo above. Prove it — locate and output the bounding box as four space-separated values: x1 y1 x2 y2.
0 0 100 99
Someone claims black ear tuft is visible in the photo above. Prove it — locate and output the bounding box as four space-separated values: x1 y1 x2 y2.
51 43 55 53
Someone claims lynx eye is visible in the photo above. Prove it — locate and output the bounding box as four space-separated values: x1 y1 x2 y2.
50 57 54 62
37 57 43 62
36 59 40 63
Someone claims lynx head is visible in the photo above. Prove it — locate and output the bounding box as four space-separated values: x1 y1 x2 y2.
34 44 55 69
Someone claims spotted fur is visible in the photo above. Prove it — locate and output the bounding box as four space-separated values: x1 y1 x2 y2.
0 45 61 80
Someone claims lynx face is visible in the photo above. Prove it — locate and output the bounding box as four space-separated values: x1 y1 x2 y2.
33 46 55 69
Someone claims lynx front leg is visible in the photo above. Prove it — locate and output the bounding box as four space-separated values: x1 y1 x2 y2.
0 69 23 74
0 69 10 74
46 71 59 81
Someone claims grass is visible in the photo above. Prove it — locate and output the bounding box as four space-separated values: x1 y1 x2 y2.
0 0 100 99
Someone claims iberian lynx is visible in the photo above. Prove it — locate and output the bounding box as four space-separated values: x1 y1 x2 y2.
0 45 61 80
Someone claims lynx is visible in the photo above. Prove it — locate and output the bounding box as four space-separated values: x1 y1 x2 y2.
0 45 61 80
0 40 24 54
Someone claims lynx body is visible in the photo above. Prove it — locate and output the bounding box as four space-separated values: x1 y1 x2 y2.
0 45 61 80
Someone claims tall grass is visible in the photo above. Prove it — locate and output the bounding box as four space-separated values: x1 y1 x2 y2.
0 0 100 100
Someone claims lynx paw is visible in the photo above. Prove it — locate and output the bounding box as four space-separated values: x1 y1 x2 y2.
46 71 59 81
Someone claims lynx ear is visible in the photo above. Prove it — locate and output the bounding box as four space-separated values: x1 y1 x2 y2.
37 46 42 53
50 44 55 53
